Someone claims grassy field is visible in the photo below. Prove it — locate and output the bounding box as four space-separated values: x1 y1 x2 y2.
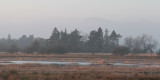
0 53 160 80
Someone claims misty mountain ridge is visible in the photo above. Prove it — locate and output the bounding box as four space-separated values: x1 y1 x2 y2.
0 17 160 45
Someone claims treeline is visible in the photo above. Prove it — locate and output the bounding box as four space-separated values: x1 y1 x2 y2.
0 27 159 55
44 27 121 53
0 27 122 54
113 34 158 55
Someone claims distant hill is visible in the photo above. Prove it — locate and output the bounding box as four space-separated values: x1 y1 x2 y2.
0 17 159 46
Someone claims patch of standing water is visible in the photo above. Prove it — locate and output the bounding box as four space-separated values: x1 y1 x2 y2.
0 61 160 68
110 63 160 68
0 61 91 66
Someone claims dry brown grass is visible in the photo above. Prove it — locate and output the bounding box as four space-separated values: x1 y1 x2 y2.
0 71 160 80
0 53 160 80
0 64 160 75
126 53 158 57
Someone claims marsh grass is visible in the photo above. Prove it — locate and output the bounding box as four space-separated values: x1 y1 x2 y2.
0 53 160 80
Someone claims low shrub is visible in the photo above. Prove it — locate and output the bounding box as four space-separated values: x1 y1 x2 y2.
112 46 130 55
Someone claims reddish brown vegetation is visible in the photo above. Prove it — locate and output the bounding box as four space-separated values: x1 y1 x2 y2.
0 53 160 80
0 71 160 80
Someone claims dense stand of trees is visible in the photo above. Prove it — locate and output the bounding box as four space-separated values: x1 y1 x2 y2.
0 34 35 53
0 27 158 55
0 27 122 54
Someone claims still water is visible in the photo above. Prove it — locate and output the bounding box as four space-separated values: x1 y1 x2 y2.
0 61 160 67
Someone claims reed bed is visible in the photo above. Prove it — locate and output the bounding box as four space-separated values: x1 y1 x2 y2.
0 53 160 80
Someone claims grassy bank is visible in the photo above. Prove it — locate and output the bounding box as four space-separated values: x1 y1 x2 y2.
0 71 160 80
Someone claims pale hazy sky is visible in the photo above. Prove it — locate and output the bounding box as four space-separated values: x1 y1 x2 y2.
0 0 160 41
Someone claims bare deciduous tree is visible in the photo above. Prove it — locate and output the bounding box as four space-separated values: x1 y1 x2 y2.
124 34 158 53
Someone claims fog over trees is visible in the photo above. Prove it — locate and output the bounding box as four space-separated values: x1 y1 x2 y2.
124 34 158 53
0 27 158 55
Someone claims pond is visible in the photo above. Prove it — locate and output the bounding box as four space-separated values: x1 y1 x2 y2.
109 63 160 68
0 61 91 66
0 61 160 68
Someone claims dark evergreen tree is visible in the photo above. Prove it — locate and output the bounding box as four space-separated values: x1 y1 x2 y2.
68 29 82 52
81 34 89 52
103 28 110 52
17 35 34 49
60 28 68 46
24 39 40 53
88 27 104 53
45 27 60 53
8 44 18 53
88 30 98 53
97 27 103 52
31 39 40 52
109 30 122 52
48 27 60 46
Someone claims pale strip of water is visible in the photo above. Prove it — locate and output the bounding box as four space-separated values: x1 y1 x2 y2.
0 61 160 67
0 61 91 66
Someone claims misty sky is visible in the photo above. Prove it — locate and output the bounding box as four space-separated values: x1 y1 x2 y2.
0 0 160 43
